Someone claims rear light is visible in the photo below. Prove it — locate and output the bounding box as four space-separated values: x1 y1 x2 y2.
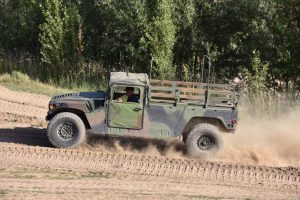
231 119 238 124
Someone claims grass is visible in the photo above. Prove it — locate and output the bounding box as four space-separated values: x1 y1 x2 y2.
0 167 114 181
9 170 37 179
80 171 114 179
187 195 225 199
0 53 109 96
0 189 7 196
0 71 99 96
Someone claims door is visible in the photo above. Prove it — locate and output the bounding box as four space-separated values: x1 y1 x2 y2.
108 85 144 129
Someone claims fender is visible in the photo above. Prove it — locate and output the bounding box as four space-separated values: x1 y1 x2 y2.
174 107 237 137
46 107 91 129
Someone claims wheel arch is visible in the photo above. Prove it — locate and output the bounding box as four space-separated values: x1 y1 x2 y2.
48 108 91 129
181 117 227 142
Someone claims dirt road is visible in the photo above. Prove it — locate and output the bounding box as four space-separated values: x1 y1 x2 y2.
0 85 299 200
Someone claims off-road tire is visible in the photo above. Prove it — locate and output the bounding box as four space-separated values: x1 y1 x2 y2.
186 123 223 159
47 112 86 148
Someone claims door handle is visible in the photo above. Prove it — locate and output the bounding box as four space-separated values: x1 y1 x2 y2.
133 108 142 112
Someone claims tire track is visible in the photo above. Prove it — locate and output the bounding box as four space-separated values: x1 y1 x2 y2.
0 85 49 109
0 112 46 127
0 86 48 120
1 175 296 200
0 97 47 109
0 85 300 197
0 144 299 189
0 99 46 119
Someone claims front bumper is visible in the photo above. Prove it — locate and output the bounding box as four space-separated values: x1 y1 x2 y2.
45 110 55 121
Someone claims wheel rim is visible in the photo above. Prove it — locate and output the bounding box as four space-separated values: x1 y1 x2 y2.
57 122 76 141
197 135 214 151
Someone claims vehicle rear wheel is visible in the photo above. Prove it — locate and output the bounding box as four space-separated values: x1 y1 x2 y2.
185 123 223 159
47 112 86 148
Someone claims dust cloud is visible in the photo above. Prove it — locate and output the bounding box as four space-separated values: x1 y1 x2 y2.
85 134 186 159
85 108 300 167
219 108 300 167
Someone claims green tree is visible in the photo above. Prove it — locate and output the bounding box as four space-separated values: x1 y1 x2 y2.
63 1 82 64
0 0 299 93
0 0 42 52
39 0 66 70
82 0 149 72
248 51 269 97
145 0 176 79
39 0 81 79
172 0 196 80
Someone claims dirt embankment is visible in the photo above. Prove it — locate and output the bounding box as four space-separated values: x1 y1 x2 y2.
0 85 299 199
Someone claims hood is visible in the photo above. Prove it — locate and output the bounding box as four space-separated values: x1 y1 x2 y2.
52 91 107 101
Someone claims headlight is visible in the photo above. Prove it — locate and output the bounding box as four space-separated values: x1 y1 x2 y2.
48 103 62 110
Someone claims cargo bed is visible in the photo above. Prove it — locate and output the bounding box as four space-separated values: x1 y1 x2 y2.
150 80 238 108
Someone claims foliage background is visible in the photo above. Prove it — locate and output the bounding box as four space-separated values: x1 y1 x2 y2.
0 0 299 100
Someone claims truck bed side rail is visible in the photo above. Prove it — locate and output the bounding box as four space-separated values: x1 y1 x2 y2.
150 80 237 107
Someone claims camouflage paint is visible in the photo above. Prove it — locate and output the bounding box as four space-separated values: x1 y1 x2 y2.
83 102 237 138
174 106 237 136
85 107 106 133
47 97 237 138
108 102 143 129
46 73 238 139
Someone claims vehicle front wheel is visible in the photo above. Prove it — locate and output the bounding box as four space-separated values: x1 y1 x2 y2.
47 112 86 148
185 123 223 159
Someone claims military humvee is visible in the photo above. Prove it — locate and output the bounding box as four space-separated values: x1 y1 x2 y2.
46 72 238 158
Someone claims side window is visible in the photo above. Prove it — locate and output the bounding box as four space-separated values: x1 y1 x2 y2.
111 85 141 103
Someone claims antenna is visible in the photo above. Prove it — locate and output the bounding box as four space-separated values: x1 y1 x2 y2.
202 55 211 108
149 56 154 82
202 55 211 88
147 56 155 106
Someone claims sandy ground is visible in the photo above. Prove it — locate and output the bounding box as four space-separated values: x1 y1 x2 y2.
0 85 299 200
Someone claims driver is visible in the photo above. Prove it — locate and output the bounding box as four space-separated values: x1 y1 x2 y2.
118 87 139 103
